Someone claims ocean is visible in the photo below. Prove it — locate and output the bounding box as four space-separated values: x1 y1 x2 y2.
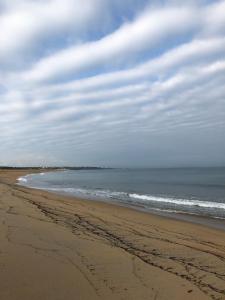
17 167 225 222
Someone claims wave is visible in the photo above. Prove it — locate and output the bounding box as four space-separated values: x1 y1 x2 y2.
40 187 225 211
16 174 225 213
46 187 125 198
17 176 28 183
130 193 225 210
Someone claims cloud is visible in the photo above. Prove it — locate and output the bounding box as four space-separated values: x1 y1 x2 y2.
0 0 225 166
33 36 225 98
22 5 197 83
0 0 105 65
20 1 225 84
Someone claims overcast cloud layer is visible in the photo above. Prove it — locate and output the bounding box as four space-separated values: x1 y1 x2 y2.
1 0 225 167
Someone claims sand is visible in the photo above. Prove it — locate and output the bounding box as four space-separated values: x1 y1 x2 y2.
0 169 225 300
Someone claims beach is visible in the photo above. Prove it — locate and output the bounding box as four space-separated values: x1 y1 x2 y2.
0 169 225 300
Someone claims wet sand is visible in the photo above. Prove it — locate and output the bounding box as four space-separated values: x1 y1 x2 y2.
0 169 225 300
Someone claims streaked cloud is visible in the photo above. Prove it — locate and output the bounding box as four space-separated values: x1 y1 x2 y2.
0 0 225 167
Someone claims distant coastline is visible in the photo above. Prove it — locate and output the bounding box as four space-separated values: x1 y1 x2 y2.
0 166 110 170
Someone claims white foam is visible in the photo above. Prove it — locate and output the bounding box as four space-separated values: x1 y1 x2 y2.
130 193 225 210
17 173 39 185
44 187 127 200
17 176 28 183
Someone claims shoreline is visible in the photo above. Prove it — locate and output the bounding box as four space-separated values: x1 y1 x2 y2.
17 170 225 232
19 183 225 232
0 168 225 299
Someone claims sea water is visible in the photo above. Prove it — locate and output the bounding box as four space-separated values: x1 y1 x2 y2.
18 167 225 220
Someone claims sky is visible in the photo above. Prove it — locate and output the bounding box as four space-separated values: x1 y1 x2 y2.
0 0 225 167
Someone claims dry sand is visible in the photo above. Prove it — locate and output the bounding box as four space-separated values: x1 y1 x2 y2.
0 169 225 300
